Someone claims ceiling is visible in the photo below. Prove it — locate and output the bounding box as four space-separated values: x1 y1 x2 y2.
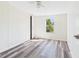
6 1 79 15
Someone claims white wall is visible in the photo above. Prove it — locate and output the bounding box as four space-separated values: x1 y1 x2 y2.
66 2 79 57
32 14 67 41
0 2 30 52
67 13 79 58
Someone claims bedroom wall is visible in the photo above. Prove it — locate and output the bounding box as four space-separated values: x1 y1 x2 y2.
32 14 67 41
67 13 79 58
66 1 79 57
0 2 30 52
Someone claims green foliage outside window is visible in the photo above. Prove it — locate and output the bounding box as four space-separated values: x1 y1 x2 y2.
46 18 54 32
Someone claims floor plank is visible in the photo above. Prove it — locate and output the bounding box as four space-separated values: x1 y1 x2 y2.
0 39 71 58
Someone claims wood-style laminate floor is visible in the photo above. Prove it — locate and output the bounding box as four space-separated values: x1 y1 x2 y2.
0 39 71 58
